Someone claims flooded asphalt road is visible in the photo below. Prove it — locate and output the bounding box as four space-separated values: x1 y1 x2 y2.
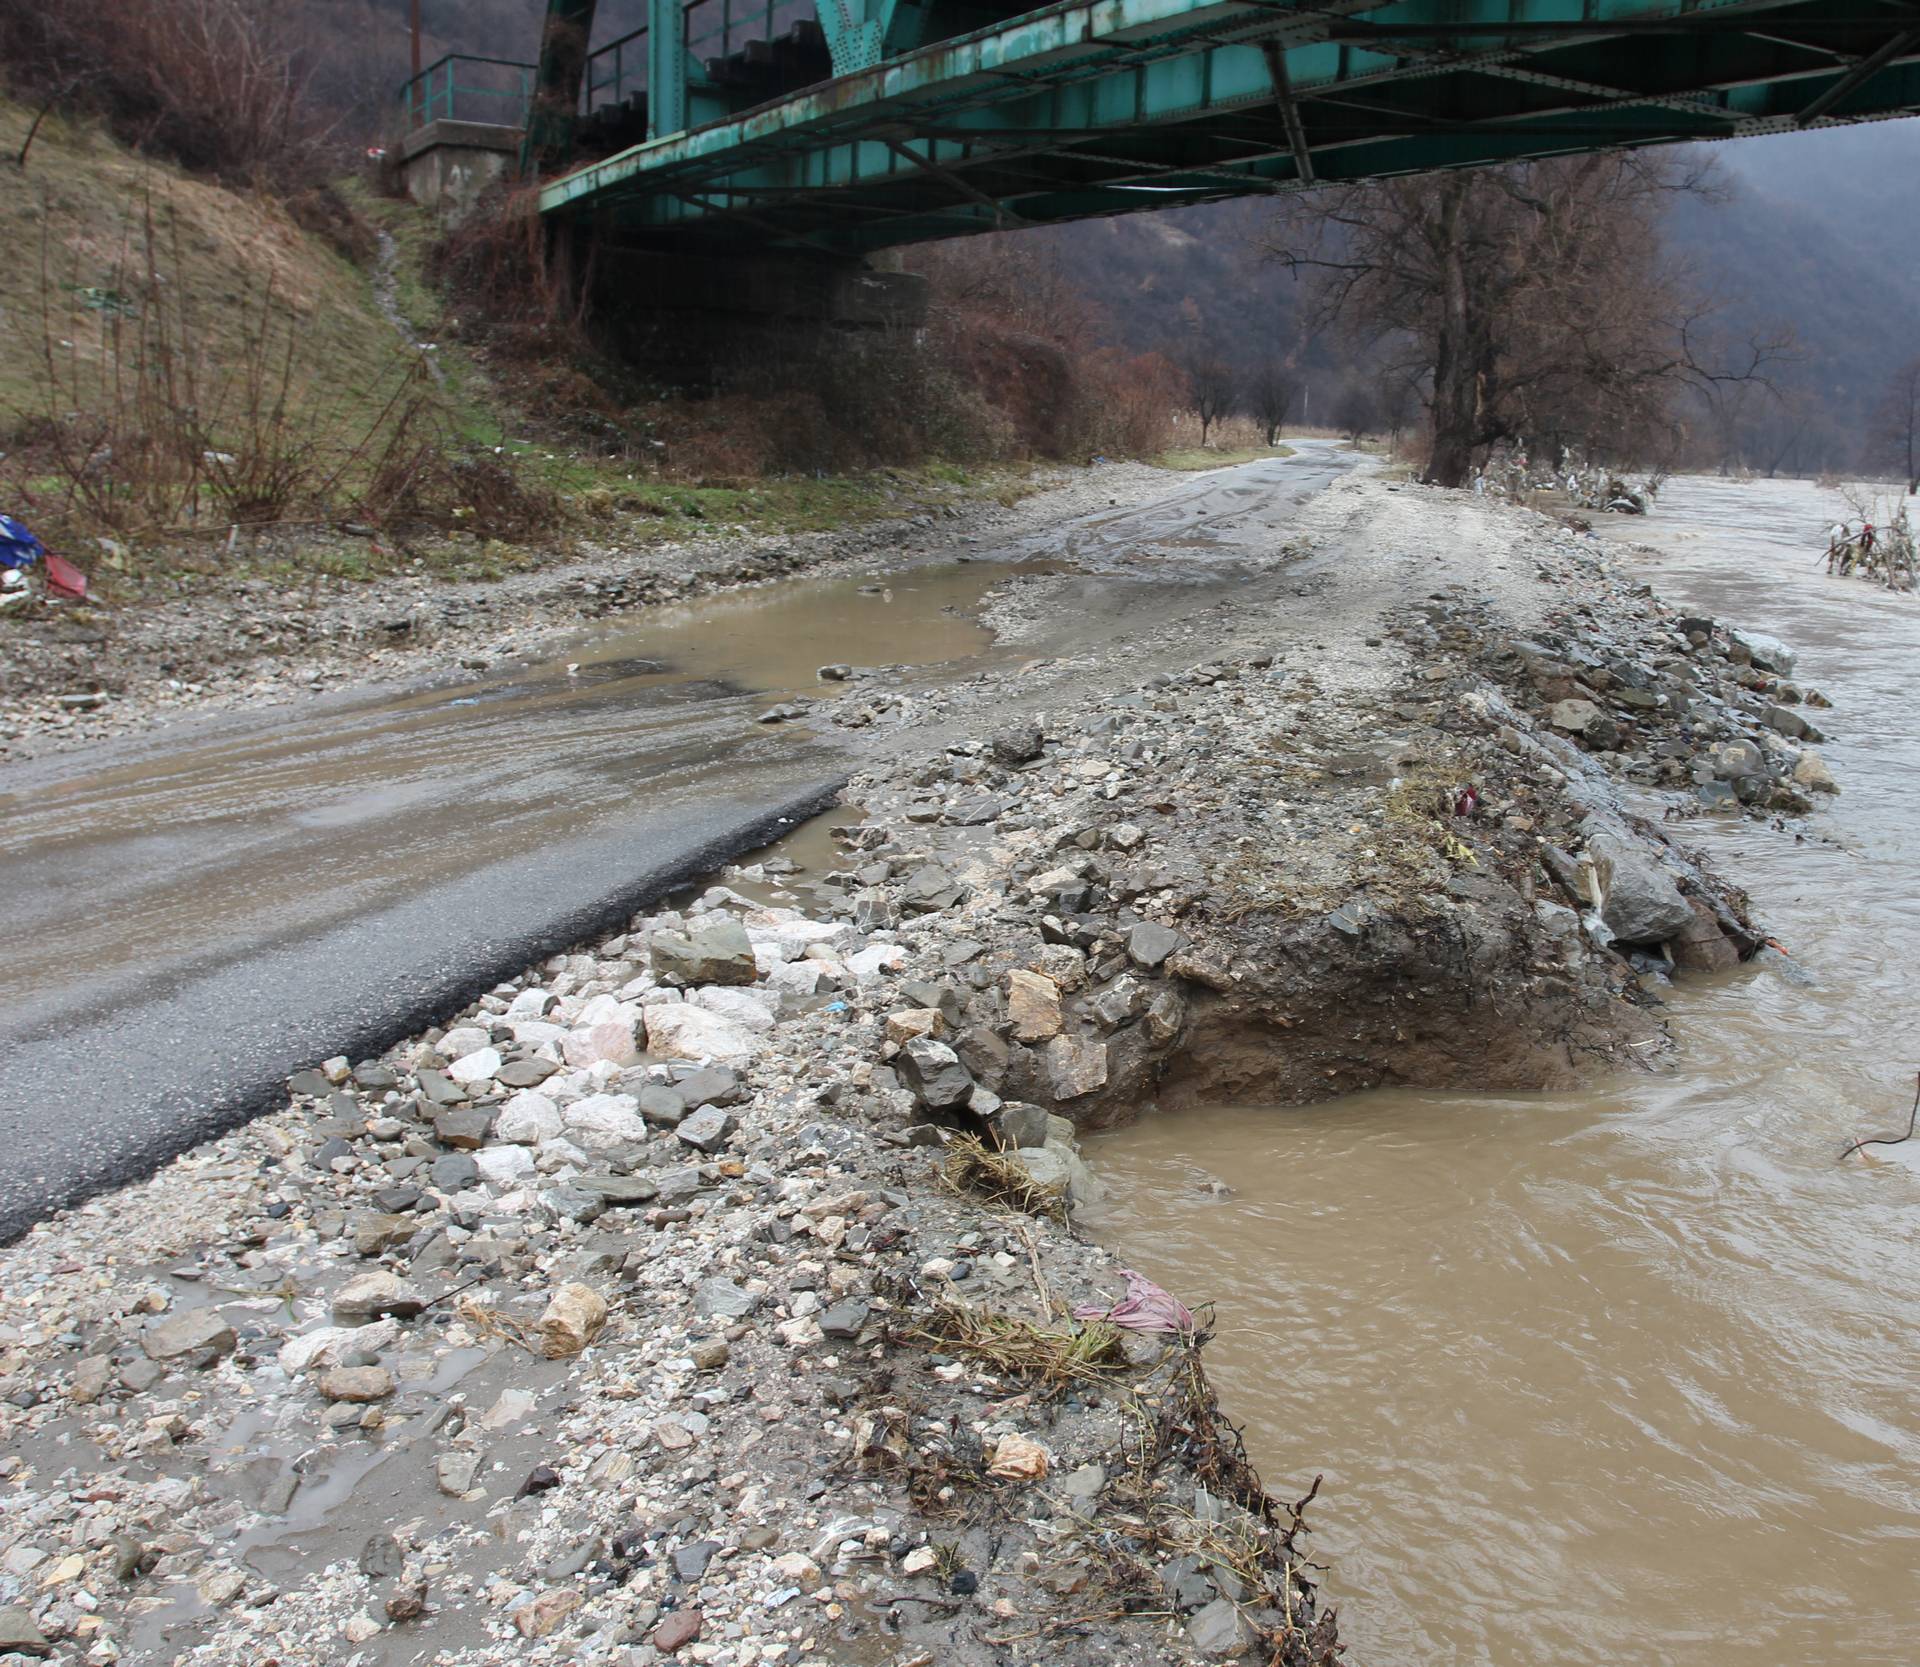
1086 475 1920 1666
0 443 1358 1241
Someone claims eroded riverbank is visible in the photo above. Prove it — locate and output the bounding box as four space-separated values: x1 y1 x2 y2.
0 471 1839 1665
1088 474 1920 1666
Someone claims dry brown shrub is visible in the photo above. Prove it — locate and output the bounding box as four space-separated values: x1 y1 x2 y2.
5 0 334 187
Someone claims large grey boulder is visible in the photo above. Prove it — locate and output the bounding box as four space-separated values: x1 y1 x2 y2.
1588 831 1693 944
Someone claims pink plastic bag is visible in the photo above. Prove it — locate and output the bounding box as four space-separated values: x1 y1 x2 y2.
1073 1268 1196 1335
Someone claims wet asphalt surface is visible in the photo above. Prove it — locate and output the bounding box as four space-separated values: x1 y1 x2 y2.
0 445 1357 1241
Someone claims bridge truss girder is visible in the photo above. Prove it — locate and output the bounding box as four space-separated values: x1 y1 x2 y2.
540 0 1920 252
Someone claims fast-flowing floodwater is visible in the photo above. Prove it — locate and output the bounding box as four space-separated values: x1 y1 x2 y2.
1084 475 1920 1666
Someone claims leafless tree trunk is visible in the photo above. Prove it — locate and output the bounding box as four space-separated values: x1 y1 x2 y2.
1248 357 1296 445
1178 347 1237 446
1268 156 1788 489
1871 357 1920 494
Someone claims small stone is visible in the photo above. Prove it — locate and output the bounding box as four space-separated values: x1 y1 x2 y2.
474 1145 535 1186
989 723 1044 765
1043 1034 1109 1100
1006 970 1063 1042
1060 1462 1106 1506
987 1432 1050 1480
885 1008 944 1044
563 1092 648 1150
671 1540 720 1581
689 1338 730 1370
678 1065 744 1106
896 1036 974 1109
317 1366 395 1402
198 1568 246 1606
694 1278 756 1321
497 1057 558 1088
652 1609 703 1652
643 1005 762 1064
445 1047 502 1085
675 1104 737 1154
652 919 758 986
332 1271 424 1322
433 1107 493 1149
1125 921 1187 969
141 1308 236 1364
68 1355 113 1403
514 1588 582 1638
638 1084 688 1127
494 1090 563 1144
0 1606 49 1657
416 1068 464 1106
769 1551 824 1591
1792 750 1838 793
436 1451 481 1496
1187 1596 1253 1659
1587 830 1693 945
429 1153 480 1193
580 1172 660 1207
899 862 964 912
359 1535 405 1580
818 1300 871 1338
385 1580 428 1622
994 1102 1052 1148
351 1211 417 1256
537 1283 609 1357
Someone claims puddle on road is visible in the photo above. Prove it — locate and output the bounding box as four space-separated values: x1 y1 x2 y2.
0 558 1043 1020
1086 475 1920 1666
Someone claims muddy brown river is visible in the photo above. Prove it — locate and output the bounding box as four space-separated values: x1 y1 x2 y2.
1084 476 1920 1665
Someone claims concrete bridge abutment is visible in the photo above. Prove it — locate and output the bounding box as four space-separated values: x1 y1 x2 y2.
587 249 929 389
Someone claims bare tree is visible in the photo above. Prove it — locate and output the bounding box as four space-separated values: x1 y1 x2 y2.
1268 156 1788 488
1247 358 1296 445
1375 369 1420 454
1870 356 1920 494
1334 382 1379 442
1177 346 1237 446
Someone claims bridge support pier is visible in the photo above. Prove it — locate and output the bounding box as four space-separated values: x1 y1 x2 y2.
397 121 522 222
591 252 929 387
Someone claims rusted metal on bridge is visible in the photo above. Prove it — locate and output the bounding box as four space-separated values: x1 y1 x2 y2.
400 1 1920 253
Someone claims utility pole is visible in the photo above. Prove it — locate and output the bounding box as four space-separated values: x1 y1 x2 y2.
411 0 422 78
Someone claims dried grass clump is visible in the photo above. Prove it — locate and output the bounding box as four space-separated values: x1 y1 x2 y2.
911 1297 1125 1385
943 1133 1066 1219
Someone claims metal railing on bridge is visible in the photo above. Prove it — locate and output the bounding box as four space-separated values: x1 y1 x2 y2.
395 2 826 139
398 53 536 129
583 0 823 114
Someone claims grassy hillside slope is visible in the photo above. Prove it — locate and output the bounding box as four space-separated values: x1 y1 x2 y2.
0 101 412 436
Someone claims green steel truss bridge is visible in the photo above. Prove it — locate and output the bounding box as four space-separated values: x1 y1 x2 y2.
451 0 1920 253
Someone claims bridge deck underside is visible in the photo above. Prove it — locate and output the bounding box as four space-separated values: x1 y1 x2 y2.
541 0 1920 253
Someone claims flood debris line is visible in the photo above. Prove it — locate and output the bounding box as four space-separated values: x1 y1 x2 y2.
1821 502 1917 591
0 461 1173 762
0 474 1832 1664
